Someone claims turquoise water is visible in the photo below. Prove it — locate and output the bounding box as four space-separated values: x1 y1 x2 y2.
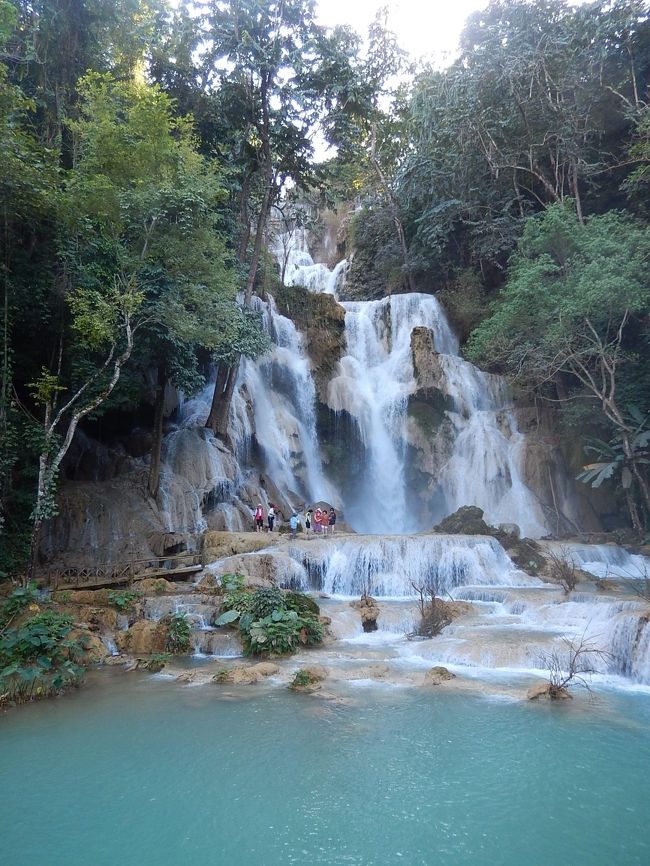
2 672 650 866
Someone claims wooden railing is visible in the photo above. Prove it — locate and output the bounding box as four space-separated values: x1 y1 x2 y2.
40 552 204 590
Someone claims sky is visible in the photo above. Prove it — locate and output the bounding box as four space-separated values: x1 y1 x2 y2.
315 0 491 64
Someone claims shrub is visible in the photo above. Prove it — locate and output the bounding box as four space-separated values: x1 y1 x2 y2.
219 573 246 592
138 653 170 672
0 610 88 704
215 586 323 657
547 548 579 594
165 614 191 654
0 583 39 629
107 589 142 611
284 591 320 617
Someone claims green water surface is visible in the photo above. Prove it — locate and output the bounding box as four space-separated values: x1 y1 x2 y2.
1 672 649 866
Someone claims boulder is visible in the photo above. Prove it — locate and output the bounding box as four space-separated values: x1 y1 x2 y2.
249 662 280 677
137 577 176 595
434 506 492 536
289 665 329 692
55 589 113 606
350 595 380 632
424 666 456 686
115 620 168 655
497 523 521 540
69 628 109 664
527 682 572 701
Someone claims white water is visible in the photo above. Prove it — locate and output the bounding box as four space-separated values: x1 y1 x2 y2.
231 296 337 506
205 532 650 686
326 293 547 535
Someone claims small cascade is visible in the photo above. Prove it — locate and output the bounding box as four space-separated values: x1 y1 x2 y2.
546 542 650 579
273 227 347 295
273 534 530 597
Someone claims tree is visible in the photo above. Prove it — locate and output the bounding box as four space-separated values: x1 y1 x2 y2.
467 203 650 526
24 73 241 578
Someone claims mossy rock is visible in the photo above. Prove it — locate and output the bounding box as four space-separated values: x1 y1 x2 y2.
434 506 492 536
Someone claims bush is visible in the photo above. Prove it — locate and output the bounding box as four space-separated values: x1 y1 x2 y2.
0 583 38 629
215 586 323 657
107 589 142 611
284 591 320 617
165 613 191 654
0 610 88 705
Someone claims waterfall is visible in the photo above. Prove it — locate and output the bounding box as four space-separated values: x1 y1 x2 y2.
327 293 547 536
230 296 337 506
272 534 532 597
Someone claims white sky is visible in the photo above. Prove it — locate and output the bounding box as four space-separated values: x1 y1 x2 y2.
315 0 490 64
315 0 593 64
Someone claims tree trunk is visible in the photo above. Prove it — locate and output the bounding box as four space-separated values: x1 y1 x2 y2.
244 178 273 304
213 364 239 441
206 363 230 434
621 431 650 522
624 487 642 533
147 366 166 500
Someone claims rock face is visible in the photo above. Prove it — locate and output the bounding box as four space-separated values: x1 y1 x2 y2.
115 620 168 655
213 662 280 685
274 285 346 402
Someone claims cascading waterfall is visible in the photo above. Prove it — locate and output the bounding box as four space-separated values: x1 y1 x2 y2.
274 534 534 597
231 296 337 506
327 293 547 536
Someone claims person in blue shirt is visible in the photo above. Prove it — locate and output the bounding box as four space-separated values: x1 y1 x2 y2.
289 513 299 538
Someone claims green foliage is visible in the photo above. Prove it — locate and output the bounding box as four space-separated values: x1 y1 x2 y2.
0 583 39 628
289 669 319 688
218 573 246 592
244 609 323 657
165 613 191 655
284 591 320 618
107 589 142 611
0 609 88 705
216 585 323 657
139 653 170 673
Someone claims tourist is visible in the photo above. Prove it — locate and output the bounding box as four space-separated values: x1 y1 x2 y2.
321 509 330 535
290 513 298 538
314 507 322 534
267 504 275 533
254 503 264 533
305 509 313 536
329 508 337 534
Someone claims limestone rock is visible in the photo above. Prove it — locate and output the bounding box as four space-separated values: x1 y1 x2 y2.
69 628 109 664
115 620 168 655
424 666 456 686
350 595 380 632
289 665 329 692
138 577 176 595
347 664 389 680
56 589 113 606
434 506 492 536
527 682 572 701
201 531 276 564
249 662 280 677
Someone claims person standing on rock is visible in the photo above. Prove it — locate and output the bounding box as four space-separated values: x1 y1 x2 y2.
254 503 264 533
321 509 330 535
305 509 313 536
329 508 337 535
290 513 298 538
267 504 275 533
314 507 322 534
